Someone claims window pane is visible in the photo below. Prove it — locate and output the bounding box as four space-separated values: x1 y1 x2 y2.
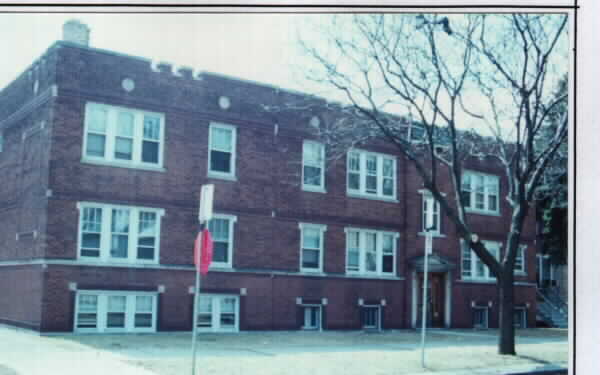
143 116 160 140
348 173 360 190
211 127 232 151
142 141 159 164
82 233 101 249
303 166 322 186
303 228 320 249
107 296 126 328
137 247 154 260
213 242 229 263
303 142 322 165
382 178 394 196
136 296 153 312
488 195 498 211
111 235 128 258
89 108 107 133
462 244 472 277
79 295 98 312
115 137 133 160
383 159 394 177
86 134 106 157
348 153 360 171
366 175 377 193
382 235 393 254
135 313 153 328
382 255 394 273
210 150 231 173
209 219 229 241
302 249 320 269
112 209 130 233
117 112 134 137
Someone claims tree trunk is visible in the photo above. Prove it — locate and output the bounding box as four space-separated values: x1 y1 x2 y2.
498 270 516 355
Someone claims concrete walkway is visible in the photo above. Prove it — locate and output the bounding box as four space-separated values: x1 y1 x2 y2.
0 327 155 375
0 327 568 375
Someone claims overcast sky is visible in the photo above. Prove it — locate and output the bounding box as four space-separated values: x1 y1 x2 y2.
0 13 326 94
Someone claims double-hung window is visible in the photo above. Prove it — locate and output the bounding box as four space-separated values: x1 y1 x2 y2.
345 228 398 276
78 202 164 263
515 245 527 274
461 240 500 281
208 214 237 268
208 123 236 179
347 150 397 200
461 171 499 214
299 223 327 272
422 195 441 234
83 102 164 169
302 141 325 192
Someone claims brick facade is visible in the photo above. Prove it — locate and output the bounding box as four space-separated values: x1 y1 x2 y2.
0 30 538 333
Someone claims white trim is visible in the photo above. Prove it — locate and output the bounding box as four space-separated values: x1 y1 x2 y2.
208 122 237 179
196 294 240 333
346 149 397 201
472 305 489 329
514 244 527 274
298 223 327 273
208 213 237 269
76 202 165 264
302 140 326 193
345 227 399 277
461 170 500 215
461 240 501 282
81 102 165 170
421 194 442 235
74 290 158 333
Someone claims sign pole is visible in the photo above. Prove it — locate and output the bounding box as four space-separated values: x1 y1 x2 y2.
191 184 214 375
191 224 204 375
421 207 433 369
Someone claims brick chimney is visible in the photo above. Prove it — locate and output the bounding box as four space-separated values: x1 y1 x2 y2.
62 19 90 47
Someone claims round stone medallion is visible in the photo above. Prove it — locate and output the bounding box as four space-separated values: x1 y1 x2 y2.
122 78 135 92
218 96 231 110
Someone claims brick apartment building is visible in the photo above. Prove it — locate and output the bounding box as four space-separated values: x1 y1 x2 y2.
0 20 538 333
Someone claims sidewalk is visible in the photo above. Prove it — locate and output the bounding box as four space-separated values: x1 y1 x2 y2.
0 327 568 375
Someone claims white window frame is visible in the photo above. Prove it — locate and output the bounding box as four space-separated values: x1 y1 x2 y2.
196 294 240 333
514 307 527 329
77 202 165 264
208 122 237 180
421 194 441 235
344 228 399 277
346 149 397 201
302 140 326 193
515 245 527 274
461 171 500 215
461 240 501 282
362 305 381 330
298 223 327 273
82 102 165 170
208 214 237 269
472 306 489 329
301 304 322 331
74 290 158 333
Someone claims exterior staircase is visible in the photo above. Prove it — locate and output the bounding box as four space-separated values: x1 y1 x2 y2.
536 288 568 328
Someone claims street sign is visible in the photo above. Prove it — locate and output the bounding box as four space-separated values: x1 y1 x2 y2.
198 184 214 223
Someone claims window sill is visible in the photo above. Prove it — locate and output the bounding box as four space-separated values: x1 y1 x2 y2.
417 232 446 238
76 258 160 266
302 186 327 194
458 278 497 284
209 264 233 270
81 157 165 172
346 192 398 203
300 269 324 275
207 172 237 182
514 271 527 276
465 209 501 217
345 273 401 280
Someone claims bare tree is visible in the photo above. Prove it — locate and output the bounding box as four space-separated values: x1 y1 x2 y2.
297 13 568 355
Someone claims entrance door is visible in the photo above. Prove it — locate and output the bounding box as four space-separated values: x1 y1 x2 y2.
416 273 445 328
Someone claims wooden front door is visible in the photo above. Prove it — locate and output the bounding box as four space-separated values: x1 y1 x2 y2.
416 272 446 328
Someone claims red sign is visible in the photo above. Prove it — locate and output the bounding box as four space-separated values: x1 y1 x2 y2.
194 229 213 275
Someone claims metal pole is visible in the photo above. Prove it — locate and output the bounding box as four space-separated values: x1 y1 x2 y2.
420 235 429 368
421 206 433 369
191 224 205 375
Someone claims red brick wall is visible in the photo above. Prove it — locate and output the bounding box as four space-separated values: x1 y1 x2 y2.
0 265 44 330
